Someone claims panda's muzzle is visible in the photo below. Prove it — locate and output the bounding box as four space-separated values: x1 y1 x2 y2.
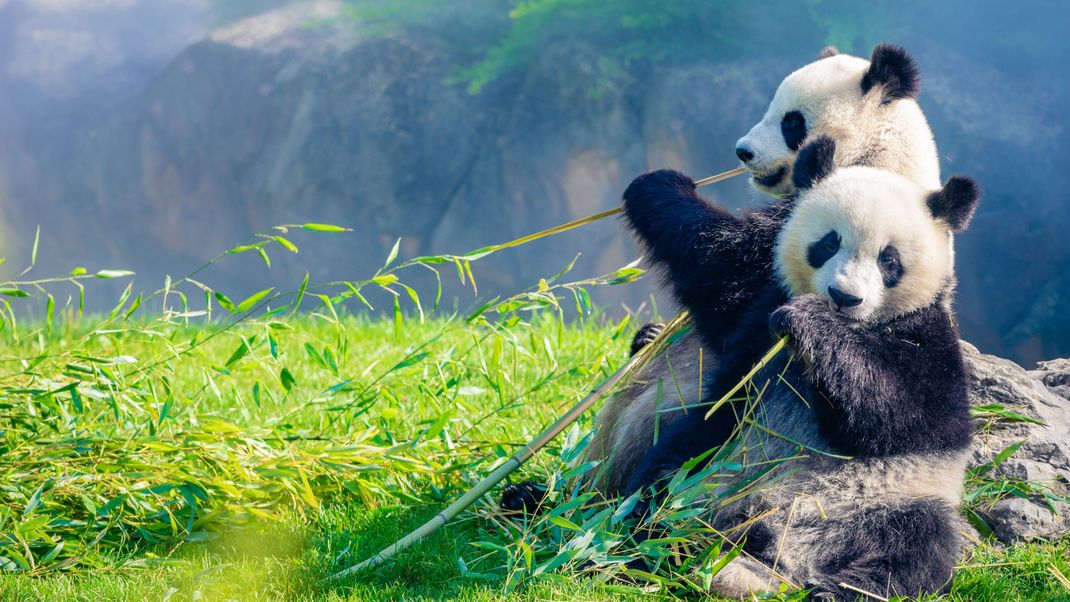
828 286 863 310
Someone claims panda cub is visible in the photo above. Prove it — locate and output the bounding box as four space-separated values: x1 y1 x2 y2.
584 44 941 497
621 137 979 600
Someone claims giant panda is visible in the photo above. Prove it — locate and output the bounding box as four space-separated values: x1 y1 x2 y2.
583 43 943 497
619 137 979 600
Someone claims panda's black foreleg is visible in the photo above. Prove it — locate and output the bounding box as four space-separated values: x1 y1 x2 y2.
769 294 971 457
622 400 739 499
629 322 665 356
621 170 755 347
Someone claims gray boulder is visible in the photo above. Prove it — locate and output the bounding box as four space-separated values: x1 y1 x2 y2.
962 342 1070 543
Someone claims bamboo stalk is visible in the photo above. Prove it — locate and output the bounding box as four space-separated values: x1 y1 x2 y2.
329 165 747 581
695 165 748 186
480 166 747 254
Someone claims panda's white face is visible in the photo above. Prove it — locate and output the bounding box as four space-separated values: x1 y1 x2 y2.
735 50 940 197
736 54 869 197
775 167 953 324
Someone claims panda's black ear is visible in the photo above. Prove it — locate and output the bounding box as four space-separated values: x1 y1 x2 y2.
792 136 836 190
818 46 839 59
927 176 980 232
861 43 920 104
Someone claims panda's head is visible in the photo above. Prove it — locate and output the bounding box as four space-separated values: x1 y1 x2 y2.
775 137 980 324
736 44 939 197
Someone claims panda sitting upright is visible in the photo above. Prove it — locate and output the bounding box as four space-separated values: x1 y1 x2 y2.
620 137 979 600
583 44 944 497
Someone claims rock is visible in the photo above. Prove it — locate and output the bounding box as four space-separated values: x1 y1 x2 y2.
980 497 1063 544
961 342 1070 544
1030 358 1070 401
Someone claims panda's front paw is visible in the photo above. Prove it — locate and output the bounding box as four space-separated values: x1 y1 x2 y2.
769 306 795 340
500 480 549 516
622 170 695 208
770 294 830 340
629 322 665 356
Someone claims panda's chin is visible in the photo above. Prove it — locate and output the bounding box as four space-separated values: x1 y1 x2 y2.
751 165 793 196
836 305 878 326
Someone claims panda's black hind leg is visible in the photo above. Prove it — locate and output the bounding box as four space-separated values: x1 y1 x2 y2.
630 322 665 356
808 498 959 600
499 480 550 516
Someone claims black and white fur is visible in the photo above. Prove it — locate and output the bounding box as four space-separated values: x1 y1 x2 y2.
620 138 979 600
581 44 945 497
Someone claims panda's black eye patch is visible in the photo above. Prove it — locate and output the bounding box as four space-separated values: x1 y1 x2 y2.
781 111 807 151
807 230 839 268
879 245 904 287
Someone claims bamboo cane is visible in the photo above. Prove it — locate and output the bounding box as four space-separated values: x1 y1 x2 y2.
480 166 747 254
328 165 747 581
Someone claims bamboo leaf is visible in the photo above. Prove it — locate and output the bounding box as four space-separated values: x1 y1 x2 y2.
272 236 299 252
214 291 237 313
292 273 309 314
383 238 401 269
224 339 251 368
45 294 54 332
373 274 399 286
280 368 297 391
302 223 351 233
237 288 275 313
95 269 135 279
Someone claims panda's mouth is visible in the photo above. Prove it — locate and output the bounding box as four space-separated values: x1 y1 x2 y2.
753 165 788 188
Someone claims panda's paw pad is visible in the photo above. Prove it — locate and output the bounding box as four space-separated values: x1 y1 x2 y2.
500 481 549 516
630 322 666 355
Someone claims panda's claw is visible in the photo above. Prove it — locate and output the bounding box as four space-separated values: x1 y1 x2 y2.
769 307 794 340
630 322 666 356
499 480 549 516
770 293 831 340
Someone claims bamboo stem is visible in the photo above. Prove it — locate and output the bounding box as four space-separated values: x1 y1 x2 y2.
695 165 748 186
328 165 747 582
481 165 746 254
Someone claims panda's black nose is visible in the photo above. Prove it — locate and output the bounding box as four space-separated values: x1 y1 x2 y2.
736 146 755 163
828 287 863 309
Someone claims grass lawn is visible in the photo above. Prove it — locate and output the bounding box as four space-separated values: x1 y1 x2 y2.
0 310 1067 601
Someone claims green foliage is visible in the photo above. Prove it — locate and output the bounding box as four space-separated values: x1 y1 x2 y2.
209 0 292 26
335 0 899 94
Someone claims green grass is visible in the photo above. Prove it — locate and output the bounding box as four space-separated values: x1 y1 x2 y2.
0 314 1066 601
